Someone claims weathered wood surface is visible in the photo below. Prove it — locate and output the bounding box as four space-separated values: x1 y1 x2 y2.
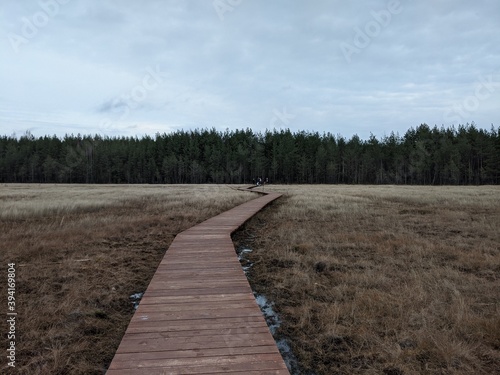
106 187 288 374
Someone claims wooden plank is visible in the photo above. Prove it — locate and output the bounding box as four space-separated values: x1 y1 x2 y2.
137 301 260 312
141 286 253 297
106 188 288 374
124 316 271 334
107 360 289 375
121 326 272 340
129 308 265 322
138 293 256 305
107 370 289 375
114 333 282 353
108 353 288 371
109 345 282 362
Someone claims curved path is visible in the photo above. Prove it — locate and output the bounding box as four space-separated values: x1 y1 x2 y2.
106 187 289 374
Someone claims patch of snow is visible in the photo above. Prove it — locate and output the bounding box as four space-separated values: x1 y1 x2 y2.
237 247 254 275
255 293 302 374
129 292 144 310
237 244 303 374
255 294 281 334
242 265 253 273
237 247 252 260
277 338 303 374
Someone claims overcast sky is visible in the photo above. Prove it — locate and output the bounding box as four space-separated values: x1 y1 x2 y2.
1 0 499 140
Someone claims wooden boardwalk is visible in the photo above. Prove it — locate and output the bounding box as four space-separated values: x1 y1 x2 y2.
106 187 289 374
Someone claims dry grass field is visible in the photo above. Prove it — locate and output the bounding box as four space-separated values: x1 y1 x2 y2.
2 184 499 375
234 185 500 375
0 184 252 375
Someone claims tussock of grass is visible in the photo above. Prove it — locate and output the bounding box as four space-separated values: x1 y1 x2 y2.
0 184 252 374
234 185 500 375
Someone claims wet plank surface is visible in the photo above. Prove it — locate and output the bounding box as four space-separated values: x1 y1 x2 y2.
106 187 289 374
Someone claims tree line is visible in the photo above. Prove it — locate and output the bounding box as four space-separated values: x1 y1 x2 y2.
0 123 499 185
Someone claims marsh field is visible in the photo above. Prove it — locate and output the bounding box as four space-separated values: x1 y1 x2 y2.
1 184 499 374
0 184 253 374
235 185 500 375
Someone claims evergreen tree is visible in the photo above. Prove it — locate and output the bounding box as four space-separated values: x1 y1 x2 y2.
0 125 498 185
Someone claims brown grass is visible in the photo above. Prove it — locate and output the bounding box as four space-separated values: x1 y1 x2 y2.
0 184 252 375
234 185 500 375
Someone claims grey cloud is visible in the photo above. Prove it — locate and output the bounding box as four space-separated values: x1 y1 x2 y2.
96 98 129 114
0 0 498 139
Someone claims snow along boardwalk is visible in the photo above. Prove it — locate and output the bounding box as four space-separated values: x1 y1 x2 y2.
106 187 289 374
